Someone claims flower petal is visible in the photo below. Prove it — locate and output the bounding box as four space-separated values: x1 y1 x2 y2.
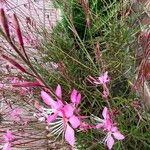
76 93 81 105
47 113 58 124
69 115 80 128
96 123 103 129
2 143 11 150
3 129 14 142
56 100 64 109
63 104 74 118
55 84 62 100
70 89 81 105
102 107 108 119
106 135 114 150
65 124 75 147
70 89 77 103
41 91 56 108
113 131 125 140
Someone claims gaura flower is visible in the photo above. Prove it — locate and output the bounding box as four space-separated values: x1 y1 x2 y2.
95 72 110 98
94 107 124 150
103 126 124 150
2 129 14 150
41 85 81 147
88 71 110 98
94 71 110 85
96 107 112 130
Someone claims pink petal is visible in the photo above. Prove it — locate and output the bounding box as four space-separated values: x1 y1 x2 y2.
76 93 81 105
41 91 56 108
106 135 114 150
55 84 62 100
103 71 109 82
96 123 103 129
63 104 74 118
69 115 80 128
70 89 81 105
47 113 58 124
3 130 14 142
102 107 108 119
111 126 118 132
70 89 77 103
2 143 11 150
65 124 75 147
56 100 64 109
113 131 125 140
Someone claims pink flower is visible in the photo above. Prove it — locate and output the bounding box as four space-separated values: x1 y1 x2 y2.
96 107 113 130
95 107 124 149
88 71 110 98
70 89 81 107
2 129 14 150
41 85 81 147
3 130 14 143
95 72 110 98
2 143 11 150
94 71 110 85
103 127 125 150
41 84 64 124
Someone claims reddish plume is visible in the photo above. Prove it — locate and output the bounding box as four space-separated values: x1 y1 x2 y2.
1 54 29 74
85 0 90 28
0 8 10 39
80 0 83 6
13 13 24 50
144 62 150 80
95 42 102 64
12 81 42 88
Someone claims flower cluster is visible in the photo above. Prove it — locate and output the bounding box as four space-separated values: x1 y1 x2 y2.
2 130 14 150
40 85 81 147
38 83 124 149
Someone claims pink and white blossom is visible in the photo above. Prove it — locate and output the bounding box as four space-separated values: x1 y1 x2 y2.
2 129 14 150
40 85 81 147
88 71 110 98
95 107 124 149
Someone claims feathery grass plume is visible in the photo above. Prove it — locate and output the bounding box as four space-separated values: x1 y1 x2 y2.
84 0 90 28
0 8 10 39
1 54 29 74
13 14 24 50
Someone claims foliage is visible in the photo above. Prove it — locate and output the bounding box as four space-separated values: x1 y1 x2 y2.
0 0 150 150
